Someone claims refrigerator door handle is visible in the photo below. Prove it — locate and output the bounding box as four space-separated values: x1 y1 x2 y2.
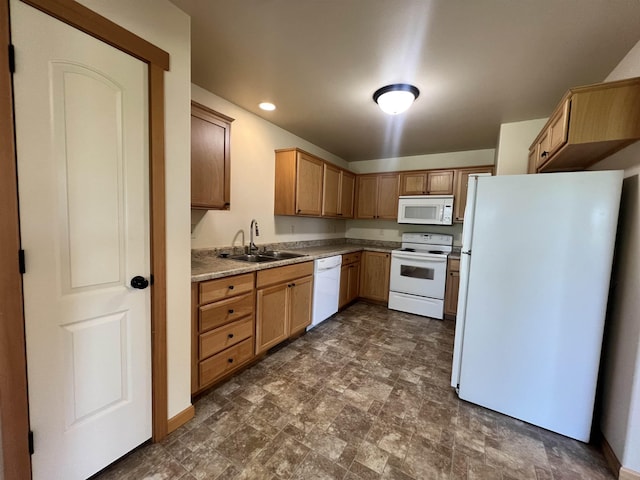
462 250 471 255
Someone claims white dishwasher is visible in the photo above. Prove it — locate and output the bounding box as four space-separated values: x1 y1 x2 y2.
308 255 342 330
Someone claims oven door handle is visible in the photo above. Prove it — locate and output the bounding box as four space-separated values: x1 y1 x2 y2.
392 253 447 262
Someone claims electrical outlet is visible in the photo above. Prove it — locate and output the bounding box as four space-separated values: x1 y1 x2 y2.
290 224 295 234
379 229 384 236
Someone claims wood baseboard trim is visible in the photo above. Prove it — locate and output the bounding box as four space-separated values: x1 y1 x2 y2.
601 434 622 476
620 467 640 480
167 405 194 434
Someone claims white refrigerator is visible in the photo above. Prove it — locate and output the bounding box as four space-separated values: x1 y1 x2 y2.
450 170 623 442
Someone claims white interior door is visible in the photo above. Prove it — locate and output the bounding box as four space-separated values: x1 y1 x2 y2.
11 1 152 478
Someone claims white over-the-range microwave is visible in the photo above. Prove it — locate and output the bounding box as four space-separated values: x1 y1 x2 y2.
397 195 454 225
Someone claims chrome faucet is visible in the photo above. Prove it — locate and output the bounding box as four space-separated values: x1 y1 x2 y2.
249 219 259 253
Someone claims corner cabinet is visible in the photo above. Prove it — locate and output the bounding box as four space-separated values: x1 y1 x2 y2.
355 173 399 220
444 258 460 318
359 251 391 303
274 148 355 219
255 262 314 354
453 166 494 222
191 273 256 394
191 102 233 210
530 77 640 173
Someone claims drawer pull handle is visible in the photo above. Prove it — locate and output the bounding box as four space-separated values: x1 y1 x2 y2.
228 333 234 339
228 309 234 314
228 285 234 290
227 358 234 363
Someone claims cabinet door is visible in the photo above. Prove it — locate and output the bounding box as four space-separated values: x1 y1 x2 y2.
376 174 400 220
453 167 493 222
355 175 378 219
347 262 360 304
399 172 427 195
339 170 355 218
444 258 461 316
339 264 349 309
359 251 390 303
191 102 232 209
527 146 538 174
427 171 454 195
289 275 313 334
547 100 570 158
322 163 341 217
256 283 289 354
296 152 324 216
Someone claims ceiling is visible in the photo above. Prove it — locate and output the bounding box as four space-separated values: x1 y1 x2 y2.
170 0 640 162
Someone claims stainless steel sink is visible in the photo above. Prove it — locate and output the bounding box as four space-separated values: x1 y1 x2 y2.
229 254 279 263
260 250 308 260
228 250 308 263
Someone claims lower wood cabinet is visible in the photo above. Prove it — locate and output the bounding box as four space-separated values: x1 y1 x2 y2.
444 258 460 317
192 272 256 394
255 262 314 354
339 252 361 309
359 251 391 303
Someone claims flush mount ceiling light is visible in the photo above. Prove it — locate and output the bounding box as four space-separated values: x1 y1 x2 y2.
259 102 276 111
373 83 420 115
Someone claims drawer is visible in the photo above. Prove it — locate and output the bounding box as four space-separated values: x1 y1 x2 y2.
199 273 255 304
199 337 254 387
199 292 254 332
342 252 361 266
256 261 314 289
448 258 460 272
199 316 254 360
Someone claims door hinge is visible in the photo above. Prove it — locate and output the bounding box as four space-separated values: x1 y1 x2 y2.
28 430 34 455
18 249 26 274
8 44 15 73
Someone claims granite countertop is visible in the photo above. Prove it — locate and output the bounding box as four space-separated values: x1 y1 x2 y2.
191 243 395 282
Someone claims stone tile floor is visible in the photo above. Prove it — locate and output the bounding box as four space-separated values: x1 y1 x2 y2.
94 302 614 480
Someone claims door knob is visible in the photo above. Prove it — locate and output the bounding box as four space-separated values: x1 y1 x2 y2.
130 276 149 289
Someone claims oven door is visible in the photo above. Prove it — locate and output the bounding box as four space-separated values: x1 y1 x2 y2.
390 252 447 299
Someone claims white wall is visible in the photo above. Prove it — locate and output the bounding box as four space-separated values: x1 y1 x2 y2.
349 149 495 174
591 38 640 475
494 118 548 175
191 85 349 249
78 0 192 420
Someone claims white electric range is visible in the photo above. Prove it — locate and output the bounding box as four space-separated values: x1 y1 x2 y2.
388 232 453 319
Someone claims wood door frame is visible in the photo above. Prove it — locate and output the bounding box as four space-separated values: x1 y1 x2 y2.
0 1 170 478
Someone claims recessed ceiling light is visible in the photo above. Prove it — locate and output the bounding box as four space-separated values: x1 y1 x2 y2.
373 84 420 115
259 102 276 111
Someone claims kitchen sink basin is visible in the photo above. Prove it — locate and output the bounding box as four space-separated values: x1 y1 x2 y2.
260 250 308 259
228 251 308 263
229 254 279 263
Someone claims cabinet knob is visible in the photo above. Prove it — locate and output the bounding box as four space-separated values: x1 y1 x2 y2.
223 202 230 207
228 333 234 339
228 285 234 290
227 358 234 363
228 309 234 314
541 151 549 158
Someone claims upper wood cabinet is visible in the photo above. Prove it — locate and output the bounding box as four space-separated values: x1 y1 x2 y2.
453 166 494 222
355 173 399 220
274 148 354 219
322 163 341 217
338 170 355 218
191 102 233 210
399 170 454 195
531 77 640 173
